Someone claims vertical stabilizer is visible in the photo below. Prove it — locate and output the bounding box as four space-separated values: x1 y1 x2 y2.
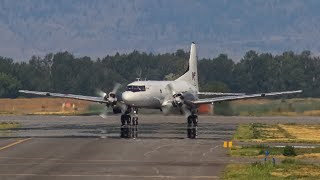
176 42 199 91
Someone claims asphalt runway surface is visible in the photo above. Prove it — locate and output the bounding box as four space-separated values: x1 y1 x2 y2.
0 115 319 180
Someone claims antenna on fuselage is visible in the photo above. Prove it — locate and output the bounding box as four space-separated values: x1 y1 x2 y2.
136 78 140 81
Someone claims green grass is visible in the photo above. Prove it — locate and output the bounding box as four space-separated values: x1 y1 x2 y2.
231 145 320 157
215 98 320 116
223 161 278 180
233 124 255 140
233 123 269 141
0 122 20 129
233 123 320 143
223 159 320 179
232 123 320 157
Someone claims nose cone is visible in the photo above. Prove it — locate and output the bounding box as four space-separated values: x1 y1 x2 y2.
122 91 137 106
122 91 130 102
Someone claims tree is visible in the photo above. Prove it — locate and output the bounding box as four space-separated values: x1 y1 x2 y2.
0 73 21 98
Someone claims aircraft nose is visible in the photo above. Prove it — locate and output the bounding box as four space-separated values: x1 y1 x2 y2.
122 91 132 103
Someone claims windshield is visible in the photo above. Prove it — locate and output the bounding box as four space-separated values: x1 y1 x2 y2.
126 85 146 92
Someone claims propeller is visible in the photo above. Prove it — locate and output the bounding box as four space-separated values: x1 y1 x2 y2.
161 83 191 116
99 106 109 119
96 83 123 118
96 89 107 99
96 83 122 106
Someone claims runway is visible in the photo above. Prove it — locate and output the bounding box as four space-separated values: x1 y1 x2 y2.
0 115 319 179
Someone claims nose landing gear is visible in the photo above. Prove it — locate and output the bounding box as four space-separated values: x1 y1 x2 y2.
120 108 138 138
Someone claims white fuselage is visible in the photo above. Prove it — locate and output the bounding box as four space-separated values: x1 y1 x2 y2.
121 80 198 109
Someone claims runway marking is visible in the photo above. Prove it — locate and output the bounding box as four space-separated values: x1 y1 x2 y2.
0 161 228 166
0 157 231 164
0 173 219 179
0 138 32 151
0 157 140 162
144 142 177 157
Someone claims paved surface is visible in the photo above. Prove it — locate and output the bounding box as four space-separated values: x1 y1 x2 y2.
0 115 319 180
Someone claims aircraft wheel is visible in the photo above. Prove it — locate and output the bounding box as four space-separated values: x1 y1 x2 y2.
121 114 126 126
132 117 138 125
126 115 131 125
192 115 198 126
187 115 193 125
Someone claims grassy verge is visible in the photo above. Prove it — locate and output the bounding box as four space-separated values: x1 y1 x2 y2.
0 122 20 129
232 123 320 159
230 145 320 157
215 98 320 116
223 159 320 179
233 123 320 143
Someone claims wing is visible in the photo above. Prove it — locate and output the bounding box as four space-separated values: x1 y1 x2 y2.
198 92 245 96
19 90 107 103
192 90 302 104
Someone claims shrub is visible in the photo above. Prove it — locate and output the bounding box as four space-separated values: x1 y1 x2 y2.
281 158 297 164
283 145 296 156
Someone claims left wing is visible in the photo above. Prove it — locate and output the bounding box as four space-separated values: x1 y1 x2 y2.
192 90 302 105
19 90 107 103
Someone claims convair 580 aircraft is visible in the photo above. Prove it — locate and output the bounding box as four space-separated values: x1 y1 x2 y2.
20 43 302 131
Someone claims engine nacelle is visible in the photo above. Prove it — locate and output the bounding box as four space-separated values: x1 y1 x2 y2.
112 106 122 114
172 93 184 106
104 92 117 107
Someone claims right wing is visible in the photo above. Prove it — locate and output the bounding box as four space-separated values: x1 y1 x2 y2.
198 92 244 96
192 90 302 105
19 90 107 103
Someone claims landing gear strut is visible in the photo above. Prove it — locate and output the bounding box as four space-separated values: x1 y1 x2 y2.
187 114 198 139
120 107 138 138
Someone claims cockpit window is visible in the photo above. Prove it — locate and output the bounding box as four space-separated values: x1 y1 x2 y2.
139 86 145 91
127 86 133 91
126 85 146 92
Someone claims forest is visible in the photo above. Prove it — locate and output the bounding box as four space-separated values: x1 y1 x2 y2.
0 49 319 98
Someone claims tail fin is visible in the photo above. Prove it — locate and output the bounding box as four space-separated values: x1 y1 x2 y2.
176 42 199 91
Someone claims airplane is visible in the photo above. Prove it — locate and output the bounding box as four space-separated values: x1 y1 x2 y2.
19 42 302 135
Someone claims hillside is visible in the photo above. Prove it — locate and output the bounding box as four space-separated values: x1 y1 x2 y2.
1 0 320 61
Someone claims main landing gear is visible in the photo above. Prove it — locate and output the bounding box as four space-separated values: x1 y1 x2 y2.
119 107 197 139
187 114 198 139
120 108 138 138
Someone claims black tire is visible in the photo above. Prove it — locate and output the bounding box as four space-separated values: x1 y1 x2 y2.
120 126 125 138
187 123 192 138
121 115 126 126
124 127 129 138
113 107 122 114
126 115 131 125
187 115 193 125
190 128 196 139
192 115 198 126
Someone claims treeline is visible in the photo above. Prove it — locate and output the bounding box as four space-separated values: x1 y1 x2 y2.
0 49 319 98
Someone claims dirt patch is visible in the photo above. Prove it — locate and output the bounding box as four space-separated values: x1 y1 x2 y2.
279 124 320 142
0 98 92 115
